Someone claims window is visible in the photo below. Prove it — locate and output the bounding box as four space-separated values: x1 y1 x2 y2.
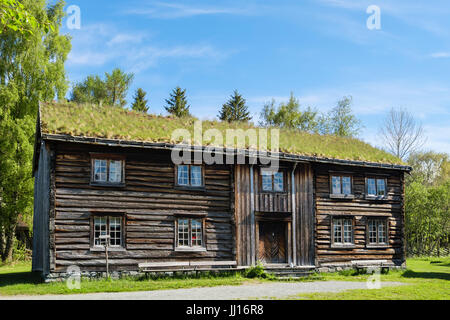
368 219 388 245
331 175 352 195
176 218 204 249
176 165 204 187
261 169 284 192
93 216 123 247
91 157 124 184
332 218 353 245
367 178 386 197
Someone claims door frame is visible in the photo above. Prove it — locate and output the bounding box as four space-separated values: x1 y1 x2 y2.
255 215 292 265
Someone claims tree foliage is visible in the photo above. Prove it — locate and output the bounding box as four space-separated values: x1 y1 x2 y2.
71 75 107 105
405 151 450 256
0 0 70 262
407 151 450 187
260 93 317 131
105 68 134 107
131 88 149 113
164 86 191 117
218 90 252 122
405 180 449 256
71 68 134 107
0 0 50 35
319 96 362 137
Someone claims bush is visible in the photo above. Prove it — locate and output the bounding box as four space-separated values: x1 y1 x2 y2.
244 263 275 279
12 240 32 262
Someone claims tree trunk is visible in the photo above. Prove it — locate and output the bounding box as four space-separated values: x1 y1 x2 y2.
0 224 4 259
1 224 16 262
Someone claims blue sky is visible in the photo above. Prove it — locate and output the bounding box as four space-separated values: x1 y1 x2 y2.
61 0 450 153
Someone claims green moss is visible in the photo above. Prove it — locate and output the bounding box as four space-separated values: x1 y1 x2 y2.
40 102 403 164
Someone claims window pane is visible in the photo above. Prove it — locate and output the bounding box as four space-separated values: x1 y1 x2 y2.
367 178 376 195
262 171 273 191
190 166 202 187
333 219 342 243
178 219 189 246
368 220 377 243
331 176 341 194
273 172 284 192
94 160 107 182
342 176 351 194
94 217 107 246
177 165 189 186
109 160 122 183
376 179 386 196
343 219 352 243
109 217 122 246
191 219 203 247
378 221 386 243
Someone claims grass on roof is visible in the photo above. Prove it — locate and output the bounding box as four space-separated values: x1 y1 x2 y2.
39 102 402 165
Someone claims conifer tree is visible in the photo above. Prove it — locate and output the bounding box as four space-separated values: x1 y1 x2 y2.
164 86 191 117
131 88 149 113
218 90 252 122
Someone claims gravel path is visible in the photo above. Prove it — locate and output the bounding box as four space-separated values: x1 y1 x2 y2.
0 281 406 300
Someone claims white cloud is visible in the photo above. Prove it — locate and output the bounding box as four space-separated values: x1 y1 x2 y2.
315 0 450 38
422 125 450 153
430 52 450 59
126 45 230 73
66 23 232 71
67 51 111 66
126 2 252 19
107 33 146 46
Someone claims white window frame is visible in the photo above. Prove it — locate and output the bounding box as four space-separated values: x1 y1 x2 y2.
260 169 285 193
331 175 352 195
176 217 205 249
176 165 204 188
91 157 125 185
332 217 354 246
367 219 388 245
93 216 123 248
366 177 387 197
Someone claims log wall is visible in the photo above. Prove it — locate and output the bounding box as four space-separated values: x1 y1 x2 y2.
51 142 234 272
313 164 405 266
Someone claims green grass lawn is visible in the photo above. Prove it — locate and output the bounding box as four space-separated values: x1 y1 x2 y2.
0 258 448 298
293 257 450 300
0 262 253 296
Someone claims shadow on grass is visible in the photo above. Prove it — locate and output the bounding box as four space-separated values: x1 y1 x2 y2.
0 272 43 287
401 270 450 281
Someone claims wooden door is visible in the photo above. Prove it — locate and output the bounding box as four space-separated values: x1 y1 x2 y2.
258 222 287 264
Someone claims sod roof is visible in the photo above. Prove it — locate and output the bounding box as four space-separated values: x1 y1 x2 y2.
39 102 405 166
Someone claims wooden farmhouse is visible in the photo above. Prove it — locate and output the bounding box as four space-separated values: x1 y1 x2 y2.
32 102 411 278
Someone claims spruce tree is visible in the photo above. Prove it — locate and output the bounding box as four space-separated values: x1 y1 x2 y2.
131 88 149 113
165 86 191 117
218 90 252 122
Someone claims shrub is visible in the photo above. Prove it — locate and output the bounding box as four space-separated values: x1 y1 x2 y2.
12 240 32 262
244 263 275 279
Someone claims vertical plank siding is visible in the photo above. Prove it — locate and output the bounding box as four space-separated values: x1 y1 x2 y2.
234 164 252 266
253 166 291 213
314 164 405 266
52 142 234 272
235 163 315 266
32 142 51 273
295 163 315 266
